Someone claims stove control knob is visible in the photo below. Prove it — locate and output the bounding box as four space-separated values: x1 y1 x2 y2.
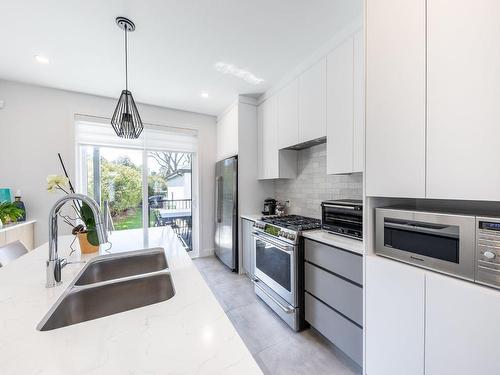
289 234 295 241
484 251 496 260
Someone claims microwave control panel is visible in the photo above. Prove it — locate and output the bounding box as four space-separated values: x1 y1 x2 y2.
476 216 500 288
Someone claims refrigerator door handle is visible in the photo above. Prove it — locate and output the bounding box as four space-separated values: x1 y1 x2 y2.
216 176 223 223
215 176 219 223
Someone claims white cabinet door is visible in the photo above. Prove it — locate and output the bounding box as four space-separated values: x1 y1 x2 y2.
298 58 327 143
241 218 255 278
326 36 354 175
263 96 279 179
352 29 364 173
277 79 299 149
366 256 425 375
216 105 238 161
427 0 500 200
257 103 265 179
365 0 426 198
425 273 500 375
258 96 281 180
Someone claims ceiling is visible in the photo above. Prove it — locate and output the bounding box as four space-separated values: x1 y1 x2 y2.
0 0 362 116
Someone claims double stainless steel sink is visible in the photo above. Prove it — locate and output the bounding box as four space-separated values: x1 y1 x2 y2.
37 248 175 331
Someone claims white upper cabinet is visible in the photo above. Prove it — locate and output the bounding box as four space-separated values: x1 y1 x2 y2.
277 79 299 149
257 103 265 179
326 30 364 175
352 30 364 173
298 58 327 143
260 97 278 179
425 272 500 375
216 105 238 161
365 0 426 198
327 36 354 174
426 0 500 200
257 97 297 180
366 256 425 375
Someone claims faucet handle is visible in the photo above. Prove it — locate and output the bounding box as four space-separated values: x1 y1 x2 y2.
54 259 63 283
60 258 86 268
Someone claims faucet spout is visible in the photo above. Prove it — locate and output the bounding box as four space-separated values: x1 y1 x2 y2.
47 193 108 288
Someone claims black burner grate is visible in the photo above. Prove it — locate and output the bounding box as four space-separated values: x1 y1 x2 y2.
261 215 321 231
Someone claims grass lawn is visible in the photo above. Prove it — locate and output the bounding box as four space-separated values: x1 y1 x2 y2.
114 208 157 230
114 209 142 230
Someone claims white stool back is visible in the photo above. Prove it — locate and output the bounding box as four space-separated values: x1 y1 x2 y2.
0 240 28 267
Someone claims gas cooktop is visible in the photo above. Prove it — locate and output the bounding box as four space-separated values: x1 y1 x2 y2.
260 215 321 231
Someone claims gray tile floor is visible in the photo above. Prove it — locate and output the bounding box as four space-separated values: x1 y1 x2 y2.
193 256 362 375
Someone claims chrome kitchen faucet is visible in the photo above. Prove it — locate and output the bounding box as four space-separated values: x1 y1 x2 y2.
47 193 108 288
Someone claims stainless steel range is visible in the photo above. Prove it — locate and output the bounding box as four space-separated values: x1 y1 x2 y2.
252 215 321 331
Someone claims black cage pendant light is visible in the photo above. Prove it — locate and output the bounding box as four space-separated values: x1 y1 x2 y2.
111 17 143 139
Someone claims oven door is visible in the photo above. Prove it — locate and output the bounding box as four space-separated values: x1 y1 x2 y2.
253 231 297 306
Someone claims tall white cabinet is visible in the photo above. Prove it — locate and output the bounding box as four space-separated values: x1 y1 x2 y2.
365 0 426 197
426 0 500 201
326 30 364 175
366 256 425 375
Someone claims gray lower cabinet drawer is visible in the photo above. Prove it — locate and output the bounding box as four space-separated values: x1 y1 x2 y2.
305 262 363 325
305 293 362 366
305 239 362 285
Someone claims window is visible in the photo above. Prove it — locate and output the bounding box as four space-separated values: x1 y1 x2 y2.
75 116 198 252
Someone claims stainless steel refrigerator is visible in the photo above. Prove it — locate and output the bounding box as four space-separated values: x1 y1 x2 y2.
214 156 238 271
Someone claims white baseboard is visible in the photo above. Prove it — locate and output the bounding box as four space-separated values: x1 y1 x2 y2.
198 248 215 257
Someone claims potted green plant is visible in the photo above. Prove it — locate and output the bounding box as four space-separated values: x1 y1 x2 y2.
0 201 24 228
46 175 100 253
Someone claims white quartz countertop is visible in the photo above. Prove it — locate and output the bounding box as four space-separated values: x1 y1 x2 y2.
0 227 262 374
240 214 262 222
302 230 364 255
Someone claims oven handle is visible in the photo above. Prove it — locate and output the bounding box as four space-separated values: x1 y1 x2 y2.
384 221 458 238
323 204 357 210
252 232 294 253
252 279 295 314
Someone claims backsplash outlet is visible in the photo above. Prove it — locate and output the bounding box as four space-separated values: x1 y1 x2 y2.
275 143 363 219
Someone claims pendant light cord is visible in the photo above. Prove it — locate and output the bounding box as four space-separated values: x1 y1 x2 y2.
124 27 128 92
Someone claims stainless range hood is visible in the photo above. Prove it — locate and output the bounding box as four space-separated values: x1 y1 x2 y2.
281 136 326 151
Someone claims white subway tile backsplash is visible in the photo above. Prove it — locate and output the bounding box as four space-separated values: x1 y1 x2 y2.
275 143 362 219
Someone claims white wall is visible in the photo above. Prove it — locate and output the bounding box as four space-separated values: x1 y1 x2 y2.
0 80 217 256
216 103 238 161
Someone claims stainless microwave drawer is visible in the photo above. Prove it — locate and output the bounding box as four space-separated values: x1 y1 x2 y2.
375 207 475 280
305 262 363 325
305 292 362 366
304 239 363 285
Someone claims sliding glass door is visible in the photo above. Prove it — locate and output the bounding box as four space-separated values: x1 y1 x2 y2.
147 151 192 250
79 145 193 251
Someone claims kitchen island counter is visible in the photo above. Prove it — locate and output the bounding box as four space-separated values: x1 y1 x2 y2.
0 227 262 374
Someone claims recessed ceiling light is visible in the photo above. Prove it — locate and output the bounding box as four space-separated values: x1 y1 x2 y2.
34 55 50 64
214 62 264 85
201 92 209 99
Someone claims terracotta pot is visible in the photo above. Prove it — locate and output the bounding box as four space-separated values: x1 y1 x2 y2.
76 232 99 254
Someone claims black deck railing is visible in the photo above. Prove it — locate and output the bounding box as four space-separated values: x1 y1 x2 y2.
149 198 192 251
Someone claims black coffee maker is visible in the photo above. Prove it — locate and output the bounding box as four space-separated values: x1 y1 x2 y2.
262 198 277 216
